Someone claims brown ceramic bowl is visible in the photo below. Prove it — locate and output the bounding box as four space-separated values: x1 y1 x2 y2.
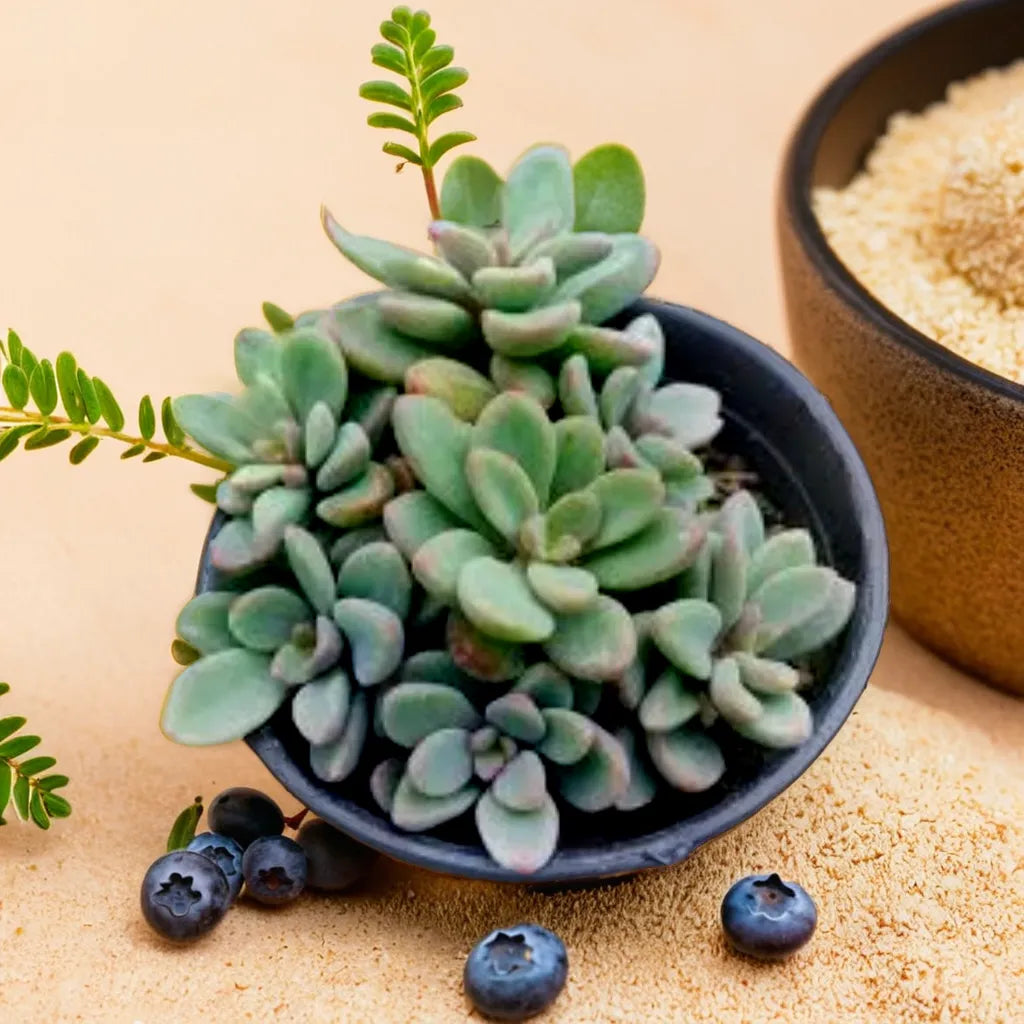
778 0 1024 694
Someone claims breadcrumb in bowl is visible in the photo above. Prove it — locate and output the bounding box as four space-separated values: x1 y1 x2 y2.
778 0 1024 694
815 61 1024 383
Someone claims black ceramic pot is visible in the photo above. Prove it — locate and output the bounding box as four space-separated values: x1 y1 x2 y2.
196 298 889 884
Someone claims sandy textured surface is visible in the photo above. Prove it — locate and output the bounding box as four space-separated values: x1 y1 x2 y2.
1 2 1022 1022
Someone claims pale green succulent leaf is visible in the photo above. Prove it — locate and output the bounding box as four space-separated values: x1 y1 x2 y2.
613 728 658 811
321 208 472 302
711 524 748 632
512 663 574 709
227 586 311 652
628 314 665 391
234 328 282 387
176 592 236 655
172 394 257 463
561 323 656 375
465 448 539 542
573 143 645 233
327 298 436 385
471 391 557 506
749 566 836 653
377 291 476 349
161 649 286 746
472 259 556 312
381 682 481 747
407 727 474 797
412 528 497 603
557 353 599 419
336 541 412 619
280 329 348 423
502 144 575 258
370 757 404 814
384 489 464 559
405 357 496 421
484 692 546 744
638 668 701 732
543 594 636 681
760 575 856 661
457 557 555 643
582 509 704 590
428 220 496 279
552 234 660 325
746 529 817 596
292 669 351 746
651 599 722 680
392 773 480 831
438 155 503 227
543 489 602 550
599 367 642 429
283 525 335 614
557 725 629 812
488 354 556 409
309 691 368 783
392 395 490 532
733 691 813 749
481 301 582 359
588 468 665 549
270 616 343 686
634 434 703 480
529 232 614 279
491 750 547 812
446 611 526 683
647 727 725 792
536 708 595 765
315 421 372 493
208 518 267 574
708 656 762 726
628 382 723 450
317 462 394 529
717 490 766 558
332 597 404 686
550 415 605 501
732 652 801 694
251 487 311 548
476 789 558 874
526 562 598 614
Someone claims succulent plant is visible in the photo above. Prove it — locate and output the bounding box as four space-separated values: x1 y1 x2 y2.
319 142 662 389
172 315 398 574
370 659 628 873
382 387 717 685
162 524 412 785
617 490 857 797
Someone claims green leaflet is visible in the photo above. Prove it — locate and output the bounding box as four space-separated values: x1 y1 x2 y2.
573 143 646 233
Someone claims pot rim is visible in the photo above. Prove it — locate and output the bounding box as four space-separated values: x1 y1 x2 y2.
781 0 1024 407
205 297 890 883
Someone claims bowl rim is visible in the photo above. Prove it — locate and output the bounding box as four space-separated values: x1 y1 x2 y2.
781 0 1024 406
206 298 891 884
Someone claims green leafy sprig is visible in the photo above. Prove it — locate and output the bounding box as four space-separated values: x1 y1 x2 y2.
0 328 232 496
360 6 475 218
0 683 71 829
166 795 203 851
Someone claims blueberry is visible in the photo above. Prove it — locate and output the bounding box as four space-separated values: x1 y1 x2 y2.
207 787 284 850
242 835 307 905
140 850 230 943
187 832 245 902
296 818 377 892
464 923 568 1022
721 872 818 960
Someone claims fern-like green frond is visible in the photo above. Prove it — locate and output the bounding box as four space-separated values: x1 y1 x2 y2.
0 328 233 482
360 6 475 217
0 682 71 829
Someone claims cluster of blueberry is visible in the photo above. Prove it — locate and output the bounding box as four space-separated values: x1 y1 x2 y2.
139 785 817 1021
140 787 375 943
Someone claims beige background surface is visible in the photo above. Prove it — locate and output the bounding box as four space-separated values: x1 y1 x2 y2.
1 2 1022 1022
